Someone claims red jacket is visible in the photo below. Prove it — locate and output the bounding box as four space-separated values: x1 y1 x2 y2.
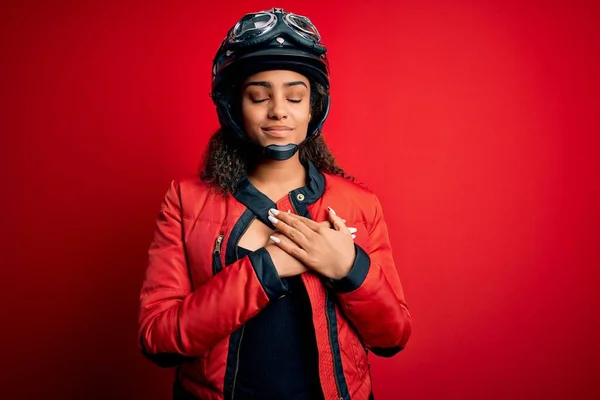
138 161 412 400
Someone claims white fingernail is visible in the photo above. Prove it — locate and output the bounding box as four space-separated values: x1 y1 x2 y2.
349 227 357 233
342 219 346 223
268 215 279 225
287 209 291 213
270 235 281 243
327 206 336 215
352 234 356 239
269 208 280 216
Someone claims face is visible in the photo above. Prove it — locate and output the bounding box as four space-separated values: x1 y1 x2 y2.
241 69 311 147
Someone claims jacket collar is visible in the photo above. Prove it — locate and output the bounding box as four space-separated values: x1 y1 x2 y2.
234 160 325 228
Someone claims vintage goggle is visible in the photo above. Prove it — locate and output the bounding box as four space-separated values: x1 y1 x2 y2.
227 9 326 53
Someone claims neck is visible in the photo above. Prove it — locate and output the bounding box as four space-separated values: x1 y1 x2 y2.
248 154 307 197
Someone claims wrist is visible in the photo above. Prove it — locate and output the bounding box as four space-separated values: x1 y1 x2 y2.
328 270 347 280
329 251 355 280
325 244 370 293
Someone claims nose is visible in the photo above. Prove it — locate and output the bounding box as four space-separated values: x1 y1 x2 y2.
268 95 288 120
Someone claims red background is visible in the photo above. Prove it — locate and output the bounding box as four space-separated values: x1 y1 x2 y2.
2 0 599 399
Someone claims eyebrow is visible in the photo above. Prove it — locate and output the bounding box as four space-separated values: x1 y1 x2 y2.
243 81 308 89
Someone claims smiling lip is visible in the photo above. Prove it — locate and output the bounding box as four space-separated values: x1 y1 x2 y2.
261 126 294 137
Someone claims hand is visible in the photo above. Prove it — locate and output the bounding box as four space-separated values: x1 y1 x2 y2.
267 207 357 280
265 220 349 278
265 242 308 278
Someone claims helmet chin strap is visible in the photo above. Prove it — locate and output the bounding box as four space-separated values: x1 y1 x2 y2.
262 143 299 161
259 114 317 161
258 117 315 161
215 96 323 162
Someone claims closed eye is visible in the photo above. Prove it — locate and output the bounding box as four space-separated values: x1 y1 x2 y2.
250 98 302 104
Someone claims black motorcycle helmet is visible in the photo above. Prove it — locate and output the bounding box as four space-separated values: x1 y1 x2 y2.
211 8 331 161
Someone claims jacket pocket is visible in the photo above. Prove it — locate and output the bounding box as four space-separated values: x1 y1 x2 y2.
212 233 225 275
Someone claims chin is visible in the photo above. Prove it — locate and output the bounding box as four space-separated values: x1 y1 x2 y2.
260 135 300 146
266 137 297 145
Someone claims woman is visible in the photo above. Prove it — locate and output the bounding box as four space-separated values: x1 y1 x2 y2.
138 8 411 400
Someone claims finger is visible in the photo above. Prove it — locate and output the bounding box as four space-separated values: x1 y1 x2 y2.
352 234 356 240
318 220 333 229
269 234 309 263
272 209 323 234
268 209 312 246
309 219 335 230
327 206 350 233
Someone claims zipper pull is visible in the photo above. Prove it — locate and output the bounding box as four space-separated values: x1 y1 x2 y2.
214 234 224 254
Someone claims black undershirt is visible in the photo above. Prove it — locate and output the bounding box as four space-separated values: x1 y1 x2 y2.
233 246 324 400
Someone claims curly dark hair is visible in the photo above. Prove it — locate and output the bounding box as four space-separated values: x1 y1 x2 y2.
199 81 352 196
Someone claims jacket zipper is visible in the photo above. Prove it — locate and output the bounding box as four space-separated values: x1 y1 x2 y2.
290 195 343 399
230 215 256 400
288 193 300 215
230 325 245 400
212 233 225 275
325 290 344 400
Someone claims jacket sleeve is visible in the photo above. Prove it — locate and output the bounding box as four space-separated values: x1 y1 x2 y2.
138 180 288 367
326 193 412 357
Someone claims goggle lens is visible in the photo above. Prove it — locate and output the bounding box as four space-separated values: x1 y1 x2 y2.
284 13 321 41
231 12 276 41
